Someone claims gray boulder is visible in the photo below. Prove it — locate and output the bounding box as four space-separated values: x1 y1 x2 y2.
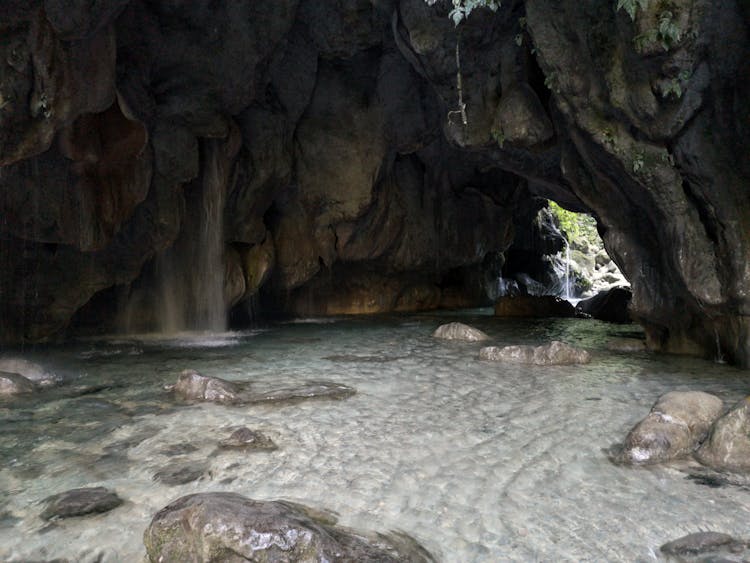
143 492 434 562
40 487 123 520
0 357 61 387
0 371 36 396
432 322 489 342
696 398 750 472
479 341 590 365
171 369 242 404
619 391 724 465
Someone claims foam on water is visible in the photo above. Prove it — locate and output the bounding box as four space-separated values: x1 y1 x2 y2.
1 313 748 562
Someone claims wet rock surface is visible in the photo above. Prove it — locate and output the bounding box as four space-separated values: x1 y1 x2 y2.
616 391 724 465
696 398 750 472
432 322 490 342
170 369 355 406
219 427 277 451
170 369 243 404
152 463 207 486
576 287 632 324
143 492 434 562
0 1 747 367
0 371 36 396
479 341 590 365
0 358 61 387
40 487 123 520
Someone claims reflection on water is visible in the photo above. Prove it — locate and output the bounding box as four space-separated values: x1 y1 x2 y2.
1 311 748 562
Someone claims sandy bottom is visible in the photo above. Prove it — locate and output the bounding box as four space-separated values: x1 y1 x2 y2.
1 313 748 562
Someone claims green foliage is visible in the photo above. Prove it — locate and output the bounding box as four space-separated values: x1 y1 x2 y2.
616 0 649 20
425 0 501 25
548 201 598 244
661 70 690 99
634 10 682 51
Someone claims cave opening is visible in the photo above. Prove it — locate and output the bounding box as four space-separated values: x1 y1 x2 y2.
1 1 750 561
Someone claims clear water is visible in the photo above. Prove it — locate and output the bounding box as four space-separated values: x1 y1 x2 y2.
1 311 748 562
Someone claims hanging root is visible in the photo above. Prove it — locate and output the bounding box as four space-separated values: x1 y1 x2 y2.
447 34 468 126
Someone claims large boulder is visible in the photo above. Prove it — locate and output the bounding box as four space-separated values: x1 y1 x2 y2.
494 295 575 318
695 398 750 472
617 391 724 465
479 341 590 365
0 357 61 387
575 287 632 323
432 322 489 342
0 371 36 396
143 492 434 562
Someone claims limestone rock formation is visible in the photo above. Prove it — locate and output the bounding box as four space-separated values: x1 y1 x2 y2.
143 492 435 562
0 0 748 366
432 322 489 342
617 391 724 465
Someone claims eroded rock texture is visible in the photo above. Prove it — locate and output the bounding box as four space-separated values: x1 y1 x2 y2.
0 1 748 365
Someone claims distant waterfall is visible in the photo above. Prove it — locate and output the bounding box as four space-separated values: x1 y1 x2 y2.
156 140 227 333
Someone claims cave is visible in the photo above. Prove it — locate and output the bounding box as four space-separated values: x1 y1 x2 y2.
1 1 749 561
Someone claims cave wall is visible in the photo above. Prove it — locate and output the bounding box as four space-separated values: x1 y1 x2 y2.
0 0 748 365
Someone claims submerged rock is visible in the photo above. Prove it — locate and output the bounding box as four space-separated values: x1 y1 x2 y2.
171 369 242 404
143 492 434 562
606 337 647 353
696 398 750 472
0 358 60 387
152 462 207 486
245 381 355 404
170 370 355 406
618 391 724 465
40 487 123 520
0 371 36 396
479 341 590 365
219 427 277 450
494 295 575 318
432 322 489 342
575 286 632 324
660 531 744 560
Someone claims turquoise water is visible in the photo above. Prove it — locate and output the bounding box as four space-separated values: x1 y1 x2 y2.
1 311 748 561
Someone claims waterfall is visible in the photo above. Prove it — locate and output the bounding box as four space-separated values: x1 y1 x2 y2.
155 140 227 333
564 244 571 300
